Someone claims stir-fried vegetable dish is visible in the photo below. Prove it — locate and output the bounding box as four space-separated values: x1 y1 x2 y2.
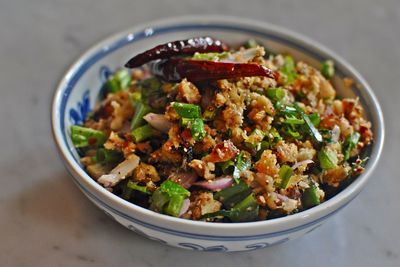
71 37 372 222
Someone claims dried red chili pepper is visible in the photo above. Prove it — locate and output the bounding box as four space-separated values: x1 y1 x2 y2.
149 58 277 82
125 37 229 68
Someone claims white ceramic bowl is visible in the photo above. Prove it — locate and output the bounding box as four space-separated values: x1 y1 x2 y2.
52 16 384 252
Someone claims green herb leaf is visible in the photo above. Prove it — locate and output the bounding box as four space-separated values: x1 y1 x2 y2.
278 165 294 189
127 180 151 195
308 113 321 127
294 105 323 143
255 141 270 160
233 151 251 183
318 148 338 169
281 56 297 84
283 117 304 125
245 128 266 150
159 180 190 198
343 132 361 161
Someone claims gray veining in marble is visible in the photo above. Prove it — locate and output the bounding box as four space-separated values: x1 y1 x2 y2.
1 0 399 266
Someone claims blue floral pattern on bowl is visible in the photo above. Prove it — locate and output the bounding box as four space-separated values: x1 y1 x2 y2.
244 238 290 250
127 224 168 245
69 89 91 125
177 243 228 252
68 65 113 126
99 65 112 83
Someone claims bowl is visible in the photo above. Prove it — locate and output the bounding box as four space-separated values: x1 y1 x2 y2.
51 15 384 252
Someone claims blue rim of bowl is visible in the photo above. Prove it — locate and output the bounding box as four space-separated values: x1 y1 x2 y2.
52 16 384 239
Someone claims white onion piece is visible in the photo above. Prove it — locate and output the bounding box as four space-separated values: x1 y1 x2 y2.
331 125 341 143
222 48 259 63
98 154 140 187
292 159 314 170
169 171 198 189
193 177 233 191
143 113 173 133
179 198 190 217
239 47 259 62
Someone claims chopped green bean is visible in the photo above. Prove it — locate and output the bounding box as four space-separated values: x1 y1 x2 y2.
321 60 335 80
190 118 206 141
172 102 201 118
131 102 152 130
220 160 235 174
151 180 190 217
95 148 123 164
266 88 285 102
70 125 106 148
164 195 185 217
203 194 259 222
106 69 131 93
132 124 159 143
151 190 169 211
302 184 321 208
214 181 252 209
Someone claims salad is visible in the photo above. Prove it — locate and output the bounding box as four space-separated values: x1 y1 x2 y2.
71 37 372 222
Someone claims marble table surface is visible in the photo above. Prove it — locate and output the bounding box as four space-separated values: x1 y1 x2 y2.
1 0 399 266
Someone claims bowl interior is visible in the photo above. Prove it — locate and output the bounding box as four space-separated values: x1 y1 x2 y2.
53 17 384 233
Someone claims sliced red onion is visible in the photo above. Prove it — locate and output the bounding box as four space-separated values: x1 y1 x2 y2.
179 198 190 217
331 125 341 143
193 176 233 191
292 159 314 170
169 171 198 189
143 113 173 133
276 192 290 202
